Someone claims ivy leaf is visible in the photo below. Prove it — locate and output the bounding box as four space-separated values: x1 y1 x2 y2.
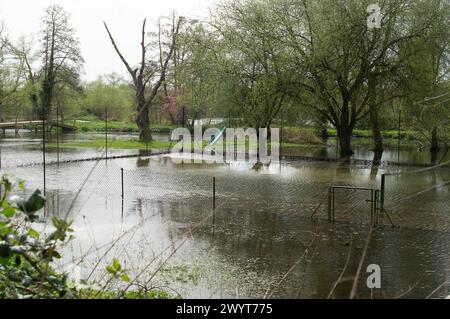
16 190 46 215
18 181 25 190
120 274 130 282
106 265 116 274
113 258 121 271
27 228 40 239
1 207 15 218
0 243 11 260
51 251 62 259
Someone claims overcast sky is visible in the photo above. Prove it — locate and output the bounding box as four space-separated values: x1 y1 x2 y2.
0 0 218 81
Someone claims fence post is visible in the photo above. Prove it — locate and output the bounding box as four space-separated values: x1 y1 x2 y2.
328 186 332 222
380 174 386 210
105 106 108 161
397 109 401 166
121 168 124 200
56 105 60 165
213 177 216 227
374 190 380 227
280 106 283 160
370 189 374 226
42 117 46 198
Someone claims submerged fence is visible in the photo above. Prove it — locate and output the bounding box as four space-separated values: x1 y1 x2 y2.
1 123 450 231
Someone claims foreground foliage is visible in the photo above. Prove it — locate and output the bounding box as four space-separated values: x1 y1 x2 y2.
0 175 172 299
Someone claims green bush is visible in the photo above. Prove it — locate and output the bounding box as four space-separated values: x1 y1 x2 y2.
0 175 173 299
283 127 325 145
0 176 74 299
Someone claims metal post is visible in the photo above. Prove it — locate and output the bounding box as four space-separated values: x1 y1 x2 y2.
105 106 108 161
331 187 335 223
280 107 284 157
328 186 332 222
380 174 386 210
212 177 216 226
0 146 2 169
121 168 124 200
56 105 60 165
42 114 46 198
374 190 380 227
397 110 401 166
370 189 374 226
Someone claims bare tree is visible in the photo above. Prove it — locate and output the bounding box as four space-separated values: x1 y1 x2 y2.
104 15 182 141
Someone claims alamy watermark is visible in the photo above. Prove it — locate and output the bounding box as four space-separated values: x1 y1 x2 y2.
170 124 280 165
367 264 381 289
367 3 382 29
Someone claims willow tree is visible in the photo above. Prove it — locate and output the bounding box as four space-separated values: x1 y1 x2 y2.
104 16 182 141
270 0 445 158
397 0 450 154
211 0 291 131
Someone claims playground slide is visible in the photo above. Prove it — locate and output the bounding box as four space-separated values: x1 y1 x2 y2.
208 127 226 147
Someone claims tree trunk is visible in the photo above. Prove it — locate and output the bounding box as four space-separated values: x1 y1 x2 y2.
370 111 383 153
337 125 354 159
336 99 354 159
137 110 152 142
430 150 438 165
316 114 328 142
368 73 383 156
430 125 440 153
372 149 383 166
136 94 152 141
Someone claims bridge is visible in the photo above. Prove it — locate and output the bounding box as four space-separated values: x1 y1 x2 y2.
0 120 78 133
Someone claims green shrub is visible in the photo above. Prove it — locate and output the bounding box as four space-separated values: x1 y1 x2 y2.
0 176 74 299
283 127 325 145
0 175 173 299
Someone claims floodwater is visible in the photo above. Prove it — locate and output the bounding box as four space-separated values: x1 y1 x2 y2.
1 130 450 299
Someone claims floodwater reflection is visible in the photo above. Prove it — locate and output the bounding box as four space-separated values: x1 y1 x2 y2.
1 132 450 298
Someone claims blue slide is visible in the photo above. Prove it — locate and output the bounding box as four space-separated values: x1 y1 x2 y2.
208 127 226 147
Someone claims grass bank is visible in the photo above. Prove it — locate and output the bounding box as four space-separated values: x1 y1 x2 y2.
50 139 173 150
50 138 303 151
64 116 175 134
63 117 424 147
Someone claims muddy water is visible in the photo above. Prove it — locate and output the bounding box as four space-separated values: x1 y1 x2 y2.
1 131 450 298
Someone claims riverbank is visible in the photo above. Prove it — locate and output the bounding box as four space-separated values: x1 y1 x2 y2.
51 139 173 150
62 117 423 147
48 138 301 150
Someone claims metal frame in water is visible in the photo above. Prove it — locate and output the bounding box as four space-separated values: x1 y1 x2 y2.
328 186 381 226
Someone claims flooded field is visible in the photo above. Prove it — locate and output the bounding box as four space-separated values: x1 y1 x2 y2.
1 130 450 298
